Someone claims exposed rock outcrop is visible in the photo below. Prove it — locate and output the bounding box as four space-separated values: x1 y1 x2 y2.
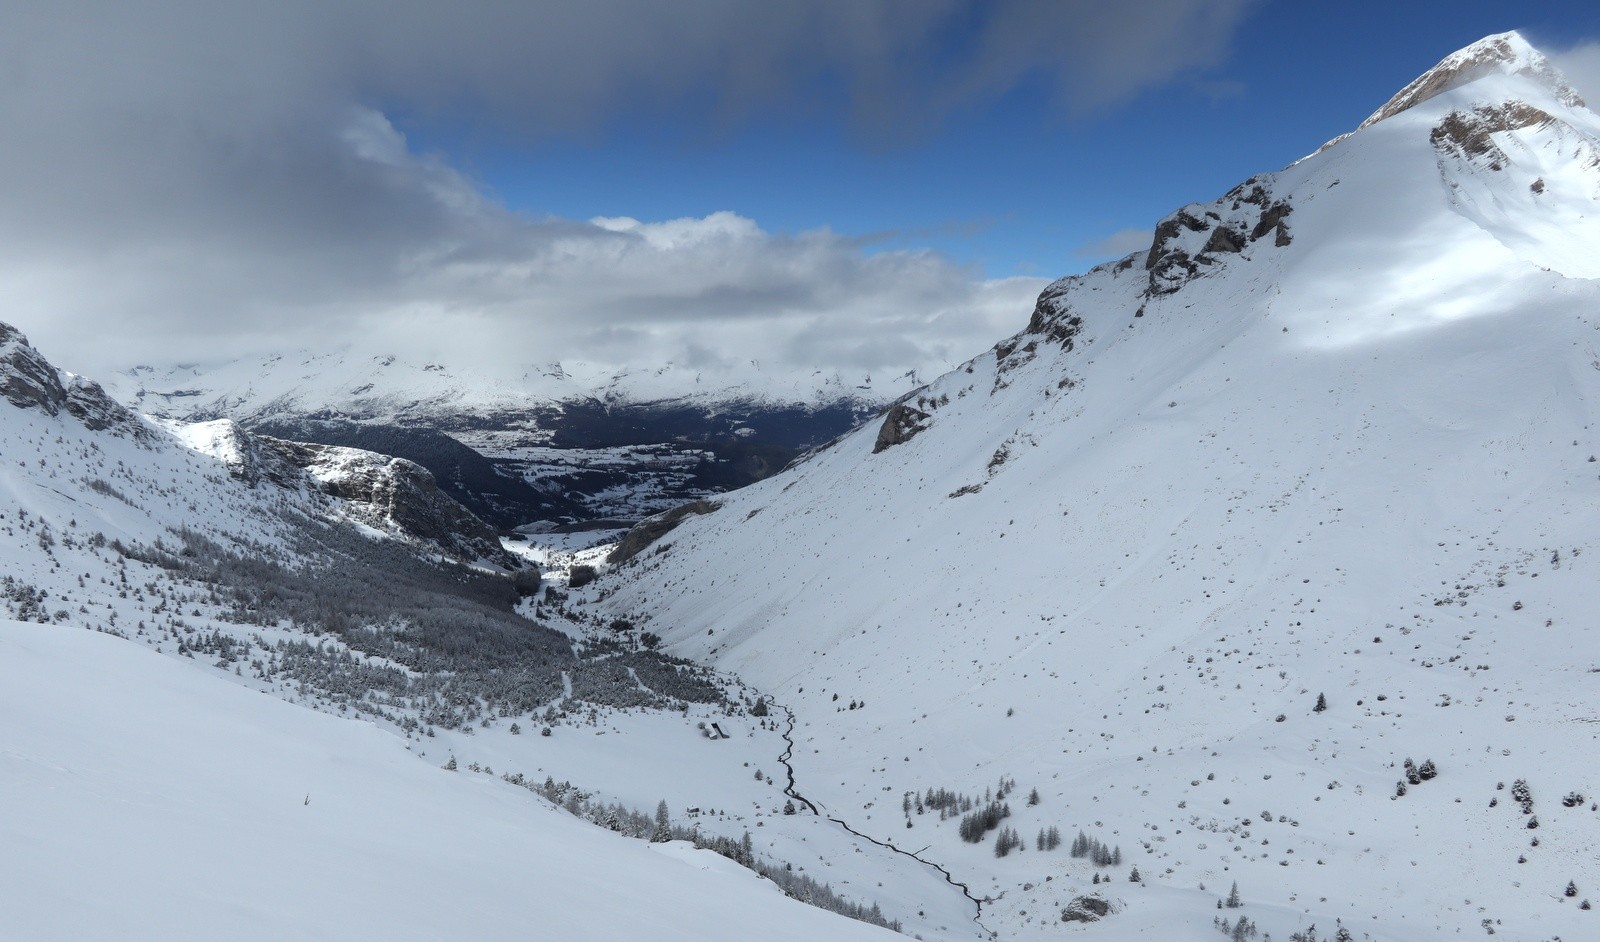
1060 895 1112 923
0 323 67 414
607 500 721 564
1025 281 1087 350
872 403 932 454
1 322 149 440
1430 102 1560 167
1145 178 1292 296
261 436 521 569
179 417 524 571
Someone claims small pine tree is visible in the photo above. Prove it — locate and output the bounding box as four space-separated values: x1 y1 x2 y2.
651 800 671 843
1313 692 1327 713
1227 880 1242 908
443 756 457 771
1028 787 1041 806
1071 830 1090 858
994 826 1020 857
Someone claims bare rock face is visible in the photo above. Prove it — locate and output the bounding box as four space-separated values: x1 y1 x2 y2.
1 321 149 439
1025 281 1087 350
186 421 305 489
65 377 140 432
0 323 68 414
184 421 531 570
1144 178 1293 296
872 403 932 454
607 499 721 564
1060 895 1112 923
1430 102 1560 168
257 436 521 569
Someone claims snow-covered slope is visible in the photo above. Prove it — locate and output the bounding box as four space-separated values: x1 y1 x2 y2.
0 618 896 942
590 32 1600 941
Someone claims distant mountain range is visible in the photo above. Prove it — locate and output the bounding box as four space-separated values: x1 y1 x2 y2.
107 352 890 529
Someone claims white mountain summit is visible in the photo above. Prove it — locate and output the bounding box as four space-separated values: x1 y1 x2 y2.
586 31 1600 940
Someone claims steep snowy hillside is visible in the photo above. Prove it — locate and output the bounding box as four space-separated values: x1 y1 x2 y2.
109 349 885 529
590 32 1600 941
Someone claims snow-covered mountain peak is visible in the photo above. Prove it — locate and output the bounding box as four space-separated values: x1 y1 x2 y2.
1359 30 1585 131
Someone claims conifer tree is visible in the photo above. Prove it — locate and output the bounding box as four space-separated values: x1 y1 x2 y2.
651 800 671 843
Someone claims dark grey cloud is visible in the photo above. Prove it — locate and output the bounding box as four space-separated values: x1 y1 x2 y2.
0 2 1253 387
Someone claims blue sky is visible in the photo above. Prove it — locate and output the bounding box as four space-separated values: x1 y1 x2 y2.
4 2 1600 387
407 2 1600 278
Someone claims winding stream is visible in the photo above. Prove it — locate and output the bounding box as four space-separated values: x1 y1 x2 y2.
771 701 995 938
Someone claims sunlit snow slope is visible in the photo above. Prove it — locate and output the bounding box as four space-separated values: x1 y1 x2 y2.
593 32 1600 941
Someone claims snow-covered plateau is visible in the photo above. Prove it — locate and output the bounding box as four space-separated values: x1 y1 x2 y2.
2 29 1598 942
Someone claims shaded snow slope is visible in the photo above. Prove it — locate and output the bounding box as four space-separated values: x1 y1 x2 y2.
589 32 1600 941
0 619 895 942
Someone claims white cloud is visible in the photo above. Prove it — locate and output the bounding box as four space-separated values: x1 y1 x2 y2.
0 3 1254 392
0 108 1041 387
1551 41 1600 107
1075 227 1154 260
